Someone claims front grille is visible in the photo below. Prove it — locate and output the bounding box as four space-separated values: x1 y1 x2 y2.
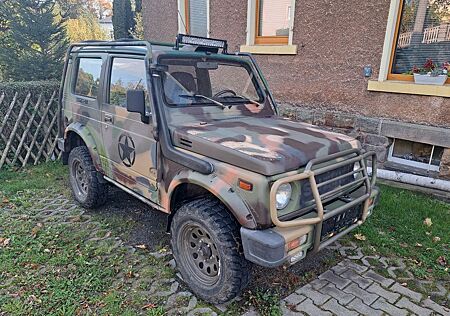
299 164 354 209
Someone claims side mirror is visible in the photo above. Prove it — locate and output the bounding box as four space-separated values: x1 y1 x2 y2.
126 90 149 123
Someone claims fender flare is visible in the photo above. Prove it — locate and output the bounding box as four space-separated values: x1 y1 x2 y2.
166 171 257 229
64 122 102 170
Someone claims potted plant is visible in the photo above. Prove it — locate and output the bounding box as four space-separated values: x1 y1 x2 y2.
410 59 449 86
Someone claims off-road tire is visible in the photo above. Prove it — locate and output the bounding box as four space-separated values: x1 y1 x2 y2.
171 197 251 304
68 146 108 209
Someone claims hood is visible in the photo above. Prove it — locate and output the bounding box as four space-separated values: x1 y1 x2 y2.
171 116 360 176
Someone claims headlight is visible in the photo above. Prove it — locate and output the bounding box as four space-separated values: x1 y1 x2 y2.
276 183 292 210
353 162 361 178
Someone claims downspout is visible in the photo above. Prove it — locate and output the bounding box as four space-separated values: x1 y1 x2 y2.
368 167 450 192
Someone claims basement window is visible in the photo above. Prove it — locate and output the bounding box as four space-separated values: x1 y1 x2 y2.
388 139 444 171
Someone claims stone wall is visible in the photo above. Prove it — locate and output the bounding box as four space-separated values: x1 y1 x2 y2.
279 104 450 180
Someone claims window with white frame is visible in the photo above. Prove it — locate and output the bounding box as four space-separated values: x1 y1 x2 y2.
388 138 444 171
178 0 209 38
245 0 296 46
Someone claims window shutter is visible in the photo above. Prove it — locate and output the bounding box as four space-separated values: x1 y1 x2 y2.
189 0 208 37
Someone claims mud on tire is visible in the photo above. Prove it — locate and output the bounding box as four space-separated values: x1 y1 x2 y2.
68 146 108 209
171 197 251 304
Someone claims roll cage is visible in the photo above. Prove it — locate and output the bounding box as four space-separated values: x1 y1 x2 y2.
58 36 278 177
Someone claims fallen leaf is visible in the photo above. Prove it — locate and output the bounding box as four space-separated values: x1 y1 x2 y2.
135 244 147 250
437 256 447 267
354 233 366 241
423 218 433 227
2 198 9 204
399 242 408 248
43 249 50 253
433 236 441 243
426 232 431 236
1 238 11 246
142 303 157 310
415 243 423 248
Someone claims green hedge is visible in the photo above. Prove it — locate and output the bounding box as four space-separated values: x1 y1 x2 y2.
0 80 60 108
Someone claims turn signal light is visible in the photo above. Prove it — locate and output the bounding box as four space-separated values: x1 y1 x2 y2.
288 235 308 251
238 179 253 191
288 239 301 251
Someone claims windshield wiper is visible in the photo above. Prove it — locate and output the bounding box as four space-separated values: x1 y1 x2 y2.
178 94 228 109
221 95 262 107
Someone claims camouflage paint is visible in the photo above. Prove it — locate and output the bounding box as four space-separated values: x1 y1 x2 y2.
60 44 377 233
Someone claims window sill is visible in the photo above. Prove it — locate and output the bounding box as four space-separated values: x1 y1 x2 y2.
367 80 450 98
240 45 297 55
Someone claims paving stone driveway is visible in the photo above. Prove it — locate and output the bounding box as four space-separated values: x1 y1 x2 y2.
3 190 449 316
279 260 449 316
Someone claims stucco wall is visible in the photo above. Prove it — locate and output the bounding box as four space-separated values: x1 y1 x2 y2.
142 0 450 128
142 0 178 43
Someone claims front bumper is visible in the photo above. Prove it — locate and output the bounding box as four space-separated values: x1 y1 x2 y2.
241 148 380 268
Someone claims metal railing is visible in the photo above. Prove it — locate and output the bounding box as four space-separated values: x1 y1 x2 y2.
269 148 377 252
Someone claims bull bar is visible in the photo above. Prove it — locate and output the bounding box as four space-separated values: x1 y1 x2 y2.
269 148 377 253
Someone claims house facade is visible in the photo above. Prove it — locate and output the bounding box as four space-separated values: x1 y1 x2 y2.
142 0 450 181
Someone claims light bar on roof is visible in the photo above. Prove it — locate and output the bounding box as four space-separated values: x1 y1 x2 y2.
176 34 228 52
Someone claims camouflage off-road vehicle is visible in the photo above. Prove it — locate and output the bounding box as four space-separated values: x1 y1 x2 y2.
58 35 380 303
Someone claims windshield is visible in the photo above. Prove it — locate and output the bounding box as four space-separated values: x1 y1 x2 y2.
159 57 264 106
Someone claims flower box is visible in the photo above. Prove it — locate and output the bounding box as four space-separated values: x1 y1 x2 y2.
413 73 447 86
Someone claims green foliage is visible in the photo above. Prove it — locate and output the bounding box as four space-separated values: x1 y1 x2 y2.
0 0 69 82
112 0 135 39
247 289 281 316
131 11 145 39
65 13 108 42
0 80 60 107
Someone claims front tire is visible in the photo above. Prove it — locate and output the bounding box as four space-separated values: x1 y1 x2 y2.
171 197 251 304
68 146 108 209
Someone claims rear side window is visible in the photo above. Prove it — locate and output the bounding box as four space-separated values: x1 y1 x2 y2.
74 58 103 98
109 58 148 107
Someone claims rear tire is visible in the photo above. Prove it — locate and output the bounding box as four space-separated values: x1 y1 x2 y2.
171 197 251 304
68 146 108 209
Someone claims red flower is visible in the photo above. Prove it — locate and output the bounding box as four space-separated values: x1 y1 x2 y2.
423 58 435 71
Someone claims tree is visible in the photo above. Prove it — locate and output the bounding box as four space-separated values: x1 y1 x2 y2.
131 0 144 39
131 11 144 39
66 13 108 42
0 0 68 81
112 0 134 39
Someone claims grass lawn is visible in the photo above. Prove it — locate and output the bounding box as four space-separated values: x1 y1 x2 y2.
1 162 449 314
351 184 449 281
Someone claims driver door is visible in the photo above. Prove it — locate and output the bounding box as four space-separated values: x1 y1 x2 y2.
100 55 158 203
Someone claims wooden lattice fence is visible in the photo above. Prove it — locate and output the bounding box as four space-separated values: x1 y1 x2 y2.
0 84 61 170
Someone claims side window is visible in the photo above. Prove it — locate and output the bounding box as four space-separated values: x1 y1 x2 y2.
109 58 148 107
74 58 103 98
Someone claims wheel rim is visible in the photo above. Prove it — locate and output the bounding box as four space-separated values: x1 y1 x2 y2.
71 159 88 198
179 222 221 286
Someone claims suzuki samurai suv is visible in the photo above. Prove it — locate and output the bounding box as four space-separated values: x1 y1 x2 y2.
57 35 380 303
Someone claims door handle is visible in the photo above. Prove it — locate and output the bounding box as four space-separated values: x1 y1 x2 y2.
104 114 114 124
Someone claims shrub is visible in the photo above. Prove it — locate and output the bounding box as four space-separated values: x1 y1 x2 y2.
0 80 60 108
